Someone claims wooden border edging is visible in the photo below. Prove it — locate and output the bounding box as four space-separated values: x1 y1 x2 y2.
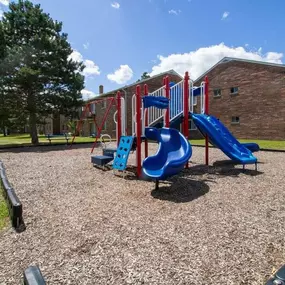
0 161 26 233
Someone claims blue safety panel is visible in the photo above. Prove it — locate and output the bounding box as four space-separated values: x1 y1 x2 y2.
169 85 183 119
113 136 134 170
143 96 169 109
192 87 202 96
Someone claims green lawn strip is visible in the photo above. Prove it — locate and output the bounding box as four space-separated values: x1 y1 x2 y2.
0 188 9 231
0 135 284 150
0 134 109 146
189 139 285 150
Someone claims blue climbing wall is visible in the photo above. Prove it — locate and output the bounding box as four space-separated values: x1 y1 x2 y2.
113 136 134 171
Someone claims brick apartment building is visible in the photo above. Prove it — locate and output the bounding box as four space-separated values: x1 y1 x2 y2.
79 70 183 138
23 114 70 135
193 57 285 140
78 57 285 140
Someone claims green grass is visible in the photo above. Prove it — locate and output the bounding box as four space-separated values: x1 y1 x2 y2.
0 189 9 231
0 134 96 146
0 134 284 150
190 139 285 150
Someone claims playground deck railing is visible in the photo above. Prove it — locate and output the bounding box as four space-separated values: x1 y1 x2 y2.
169 79 184 122
147 85 166 127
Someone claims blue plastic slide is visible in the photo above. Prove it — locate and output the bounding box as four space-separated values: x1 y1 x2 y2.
191 114 257 164
142 127 192 180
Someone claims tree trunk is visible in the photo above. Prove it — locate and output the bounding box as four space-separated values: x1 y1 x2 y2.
1 123 6 136
29 113 39 145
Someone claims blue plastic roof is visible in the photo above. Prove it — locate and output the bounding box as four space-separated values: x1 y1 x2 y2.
143 95 169 109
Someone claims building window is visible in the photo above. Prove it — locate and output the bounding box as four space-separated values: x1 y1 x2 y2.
189 119 197 130
103 121 107 131
213 89 221 97
231 116 240 124
230 87 239 95
102 100 107 109
90 103 96 114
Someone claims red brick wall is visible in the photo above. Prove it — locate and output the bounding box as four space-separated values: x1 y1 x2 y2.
195 61 285 140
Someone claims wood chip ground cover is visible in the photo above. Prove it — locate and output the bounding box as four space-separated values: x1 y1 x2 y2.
0 144 284 284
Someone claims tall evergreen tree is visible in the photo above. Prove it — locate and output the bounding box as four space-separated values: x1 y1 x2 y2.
0 0 84 144
137 72 151 82
141 72 150 80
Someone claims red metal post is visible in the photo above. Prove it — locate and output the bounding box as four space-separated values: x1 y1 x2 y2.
183 72 190 169
205 76 209 165
136 85 142 178
144 84 149 158
183 72 189 139
117 91 122 146
165 76 170 128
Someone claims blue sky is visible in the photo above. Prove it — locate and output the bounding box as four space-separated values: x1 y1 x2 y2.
1 0 284 99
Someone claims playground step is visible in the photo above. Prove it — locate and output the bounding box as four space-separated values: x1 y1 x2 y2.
91 155 114 166
103 148 117 158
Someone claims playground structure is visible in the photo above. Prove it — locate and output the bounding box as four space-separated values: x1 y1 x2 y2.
72 71 260 188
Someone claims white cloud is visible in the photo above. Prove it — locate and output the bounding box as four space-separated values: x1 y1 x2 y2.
0 0 9 6
68 50 100 77
83 60 100 76
111 2 120 9
221 11 229 20
69 50 83 62
107 65 133 84
81 89 97 101
150 43 283 80
169 9 181 15
83 42 90 50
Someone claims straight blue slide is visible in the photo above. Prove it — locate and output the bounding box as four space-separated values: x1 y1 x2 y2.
191 114 257 165
142 127 192 180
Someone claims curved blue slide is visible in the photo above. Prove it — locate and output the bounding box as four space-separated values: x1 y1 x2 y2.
191 114 257 164
142 127 192 180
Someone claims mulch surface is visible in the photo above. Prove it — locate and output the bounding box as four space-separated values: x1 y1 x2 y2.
0 144 284 284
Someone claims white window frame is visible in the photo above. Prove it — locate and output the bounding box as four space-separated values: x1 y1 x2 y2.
90 103 96 114
230 87 239 95
231 116 240 124
213 88 222 97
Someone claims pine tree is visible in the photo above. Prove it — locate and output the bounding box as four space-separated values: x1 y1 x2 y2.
0 0 84 144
